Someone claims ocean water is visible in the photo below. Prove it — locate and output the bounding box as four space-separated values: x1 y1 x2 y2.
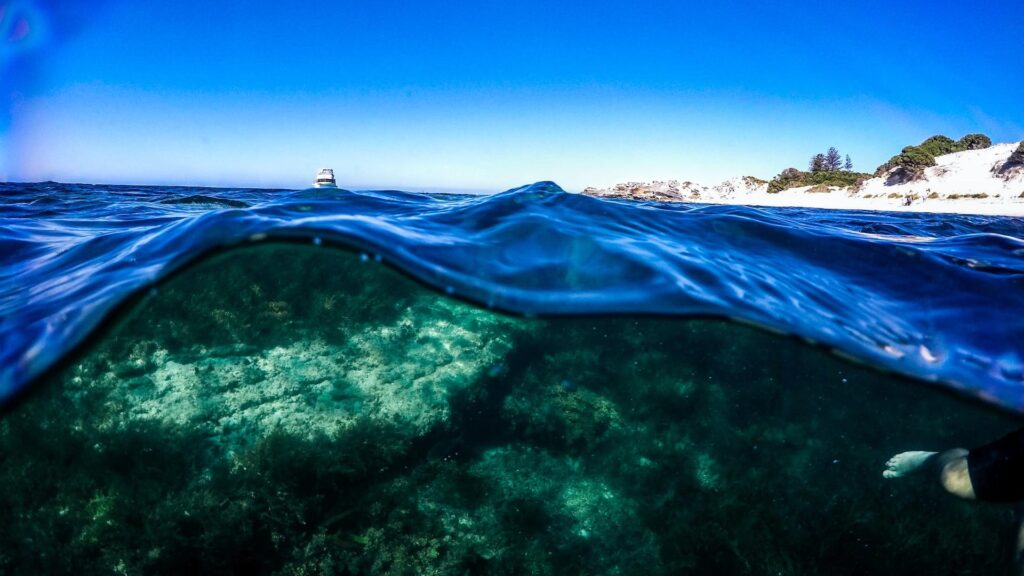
1 181 1023 574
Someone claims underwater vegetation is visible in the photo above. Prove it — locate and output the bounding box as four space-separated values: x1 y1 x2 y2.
1 244 1021 575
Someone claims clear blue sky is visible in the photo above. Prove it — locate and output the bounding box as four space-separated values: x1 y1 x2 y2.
2 0 1022 191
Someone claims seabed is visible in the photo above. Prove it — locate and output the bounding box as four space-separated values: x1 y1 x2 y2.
1 244 1018 575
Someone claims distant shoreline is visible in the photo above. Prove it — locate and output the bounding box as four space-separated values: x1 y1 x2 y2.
583 141 1024 217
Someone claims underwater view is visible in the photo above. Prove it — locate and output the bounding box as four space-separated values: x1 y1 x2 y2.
2 182 1024 574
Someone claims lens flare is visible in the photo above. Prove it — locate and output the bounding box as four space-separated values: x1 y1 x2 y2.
0 1 48 64
10 16 30 42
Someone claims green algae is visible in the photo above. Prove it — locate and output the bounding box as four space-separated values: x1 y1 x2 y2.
1 244 1021 575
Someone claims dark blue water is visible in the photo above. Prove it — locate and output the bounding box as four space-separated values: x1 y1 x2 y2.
2 181 1023 411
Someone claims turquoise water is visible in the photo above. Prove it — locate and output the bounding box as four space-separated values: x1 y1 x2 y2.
2 183 1024 574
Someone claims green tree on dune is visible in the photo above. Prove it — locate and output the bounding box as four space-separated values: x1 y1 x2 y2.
825 147 843 172
809 154 826 173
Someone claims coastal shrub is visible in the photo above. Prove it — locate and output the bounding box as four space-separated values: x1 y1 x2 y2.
876 134 992 177
768 168 802 193
1009 142 1024 165
918 135 958 157
769 167 872 193
895 145 937 171
779 167 801 180
875 145 936 177
802 170 869 188
994 142 1023 176
957 133 992 150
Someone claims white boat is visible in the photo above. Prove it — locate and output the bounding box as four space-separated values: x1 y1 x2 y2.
314 168 337 188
